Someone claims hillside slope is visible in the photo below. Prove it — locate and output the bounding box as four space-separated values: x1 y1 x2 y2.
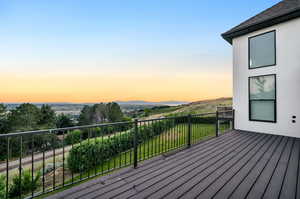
143 97 232 119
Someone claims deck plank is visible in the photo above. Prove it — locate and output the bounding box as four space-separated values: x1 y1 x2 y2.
245 137 290 199
198 135 278 199
213 135 282 199
228 136 287 199
261 138 294 199
178 134 270 199
279 139 300 199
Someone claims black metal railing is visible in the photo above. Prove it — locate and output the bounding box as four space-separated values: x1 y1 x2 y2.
0 110 234 198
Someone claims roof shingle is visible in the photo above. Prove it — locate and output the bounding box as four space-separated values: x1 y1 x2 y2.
222 0 300 44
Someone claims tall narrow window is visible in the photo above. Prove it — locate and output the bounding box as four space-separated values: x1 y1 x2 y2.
249 31 276 69
249 74 276 122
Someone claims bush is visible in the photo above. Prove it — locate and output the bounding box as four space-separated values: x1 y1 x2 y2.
67 120 175 173
67 131 134 172
0 175 6 199
65 130 83 145
173 115 216 124
8 170 41 198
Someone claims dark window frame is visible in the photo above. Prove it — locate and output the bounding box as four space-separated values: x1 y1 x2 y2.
248 30 276 69
248 74 277 123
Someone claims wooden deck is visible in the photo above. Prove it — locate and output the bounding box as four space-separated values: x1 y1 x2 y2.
46 130 300 199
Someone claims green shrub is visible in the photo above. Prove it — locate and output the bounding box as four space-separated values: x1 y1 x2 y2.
65 130 83 145
64 122 133 146
8 170 41 198
173 115 216 124
67 131 134 172
67 120 175 173
0 175 6 199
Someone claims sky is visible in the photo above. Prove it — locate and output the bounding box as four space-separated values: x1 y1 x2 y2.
0 0 282 103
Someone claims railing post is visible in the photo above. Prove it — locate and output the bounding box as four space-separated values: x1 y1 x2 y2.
187 114 191 148
215 111 219 137
232 109 235 130
133 119 138 169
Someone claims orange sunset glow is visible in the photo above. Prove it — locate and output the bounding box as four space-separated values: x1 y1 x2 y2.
0 72 231 103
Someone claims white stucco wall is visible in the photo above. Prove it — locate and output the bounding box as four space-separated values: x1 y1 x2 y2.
232 17 300 138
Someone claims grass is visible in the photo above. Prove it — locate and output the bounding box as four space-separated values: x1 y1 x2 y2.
143 98 232 119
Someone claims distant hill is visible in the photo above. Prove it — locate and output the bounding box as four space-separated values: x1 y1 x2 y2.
142 97 232 119
115 100 189 106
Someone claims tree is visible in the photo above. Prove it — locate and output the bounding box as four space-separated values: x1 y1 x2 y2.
78 105 92 125
144 108 151 117
0 104 10 133
8 103 41 131
91 103 107 123
56 114 74 128
39 105 56 128
0 104 6 116
106 102 123 122
78 102 124 125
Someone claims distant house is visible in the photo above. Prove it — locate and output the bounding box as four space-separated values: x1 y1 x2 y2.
222 0 300 138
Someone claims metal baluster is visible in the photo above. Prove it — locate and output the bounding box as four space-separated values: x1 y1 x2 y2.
129 126 132 165
19 136 22 199
87 128 90 178
182 117 185 147
71 130 74 184
187 115 191 148
216 111 219 137
139 122 142 161
118 131 122 168
125 124 129 166
62 130 65 186
6 137 9 199
147 121 149 158
133 119 138 168
52 131 56 190
31 135 34 197
79 130 82 180
42 134 45 193
172 118 175 149
113 128 116 169
101 130 104 174
143 122 145 160
162 120 165 153
94 128 97 176
167 120 170 152
108 132 110 172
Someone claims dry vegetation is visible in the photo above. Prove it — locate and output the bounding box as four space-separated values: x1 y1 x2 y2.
143 97 232 120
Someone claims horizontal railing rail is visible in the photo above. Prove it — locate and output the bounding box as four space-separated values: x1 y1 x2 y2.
0 111 234 199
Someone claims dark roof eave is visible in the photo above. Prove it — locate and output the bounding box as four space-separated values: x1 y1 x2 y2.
222 8 300 44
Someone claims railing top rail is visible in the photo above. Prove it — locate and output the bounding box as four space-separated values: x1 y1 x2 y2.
190 112 216 117
217 110 234 114
0 111 232 138
140 112 216 122
0 120 134 138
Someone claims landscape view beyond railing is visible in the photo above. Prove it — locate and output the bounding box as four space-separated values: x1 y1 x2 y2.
0 98 232 198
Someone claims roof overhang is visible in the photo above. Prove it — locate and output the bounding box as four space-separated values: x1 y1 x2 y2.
222 8 300 45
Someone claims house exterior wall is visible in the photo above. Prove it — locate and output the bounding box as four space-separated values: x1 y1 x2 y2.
232 17 300 138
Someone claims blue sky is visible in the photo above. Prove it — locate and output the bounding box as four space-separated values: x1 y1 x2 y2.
0 0 282 102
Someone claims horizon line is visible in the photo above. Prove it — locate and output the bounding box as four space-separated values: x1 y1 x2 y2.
1 97 232 104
